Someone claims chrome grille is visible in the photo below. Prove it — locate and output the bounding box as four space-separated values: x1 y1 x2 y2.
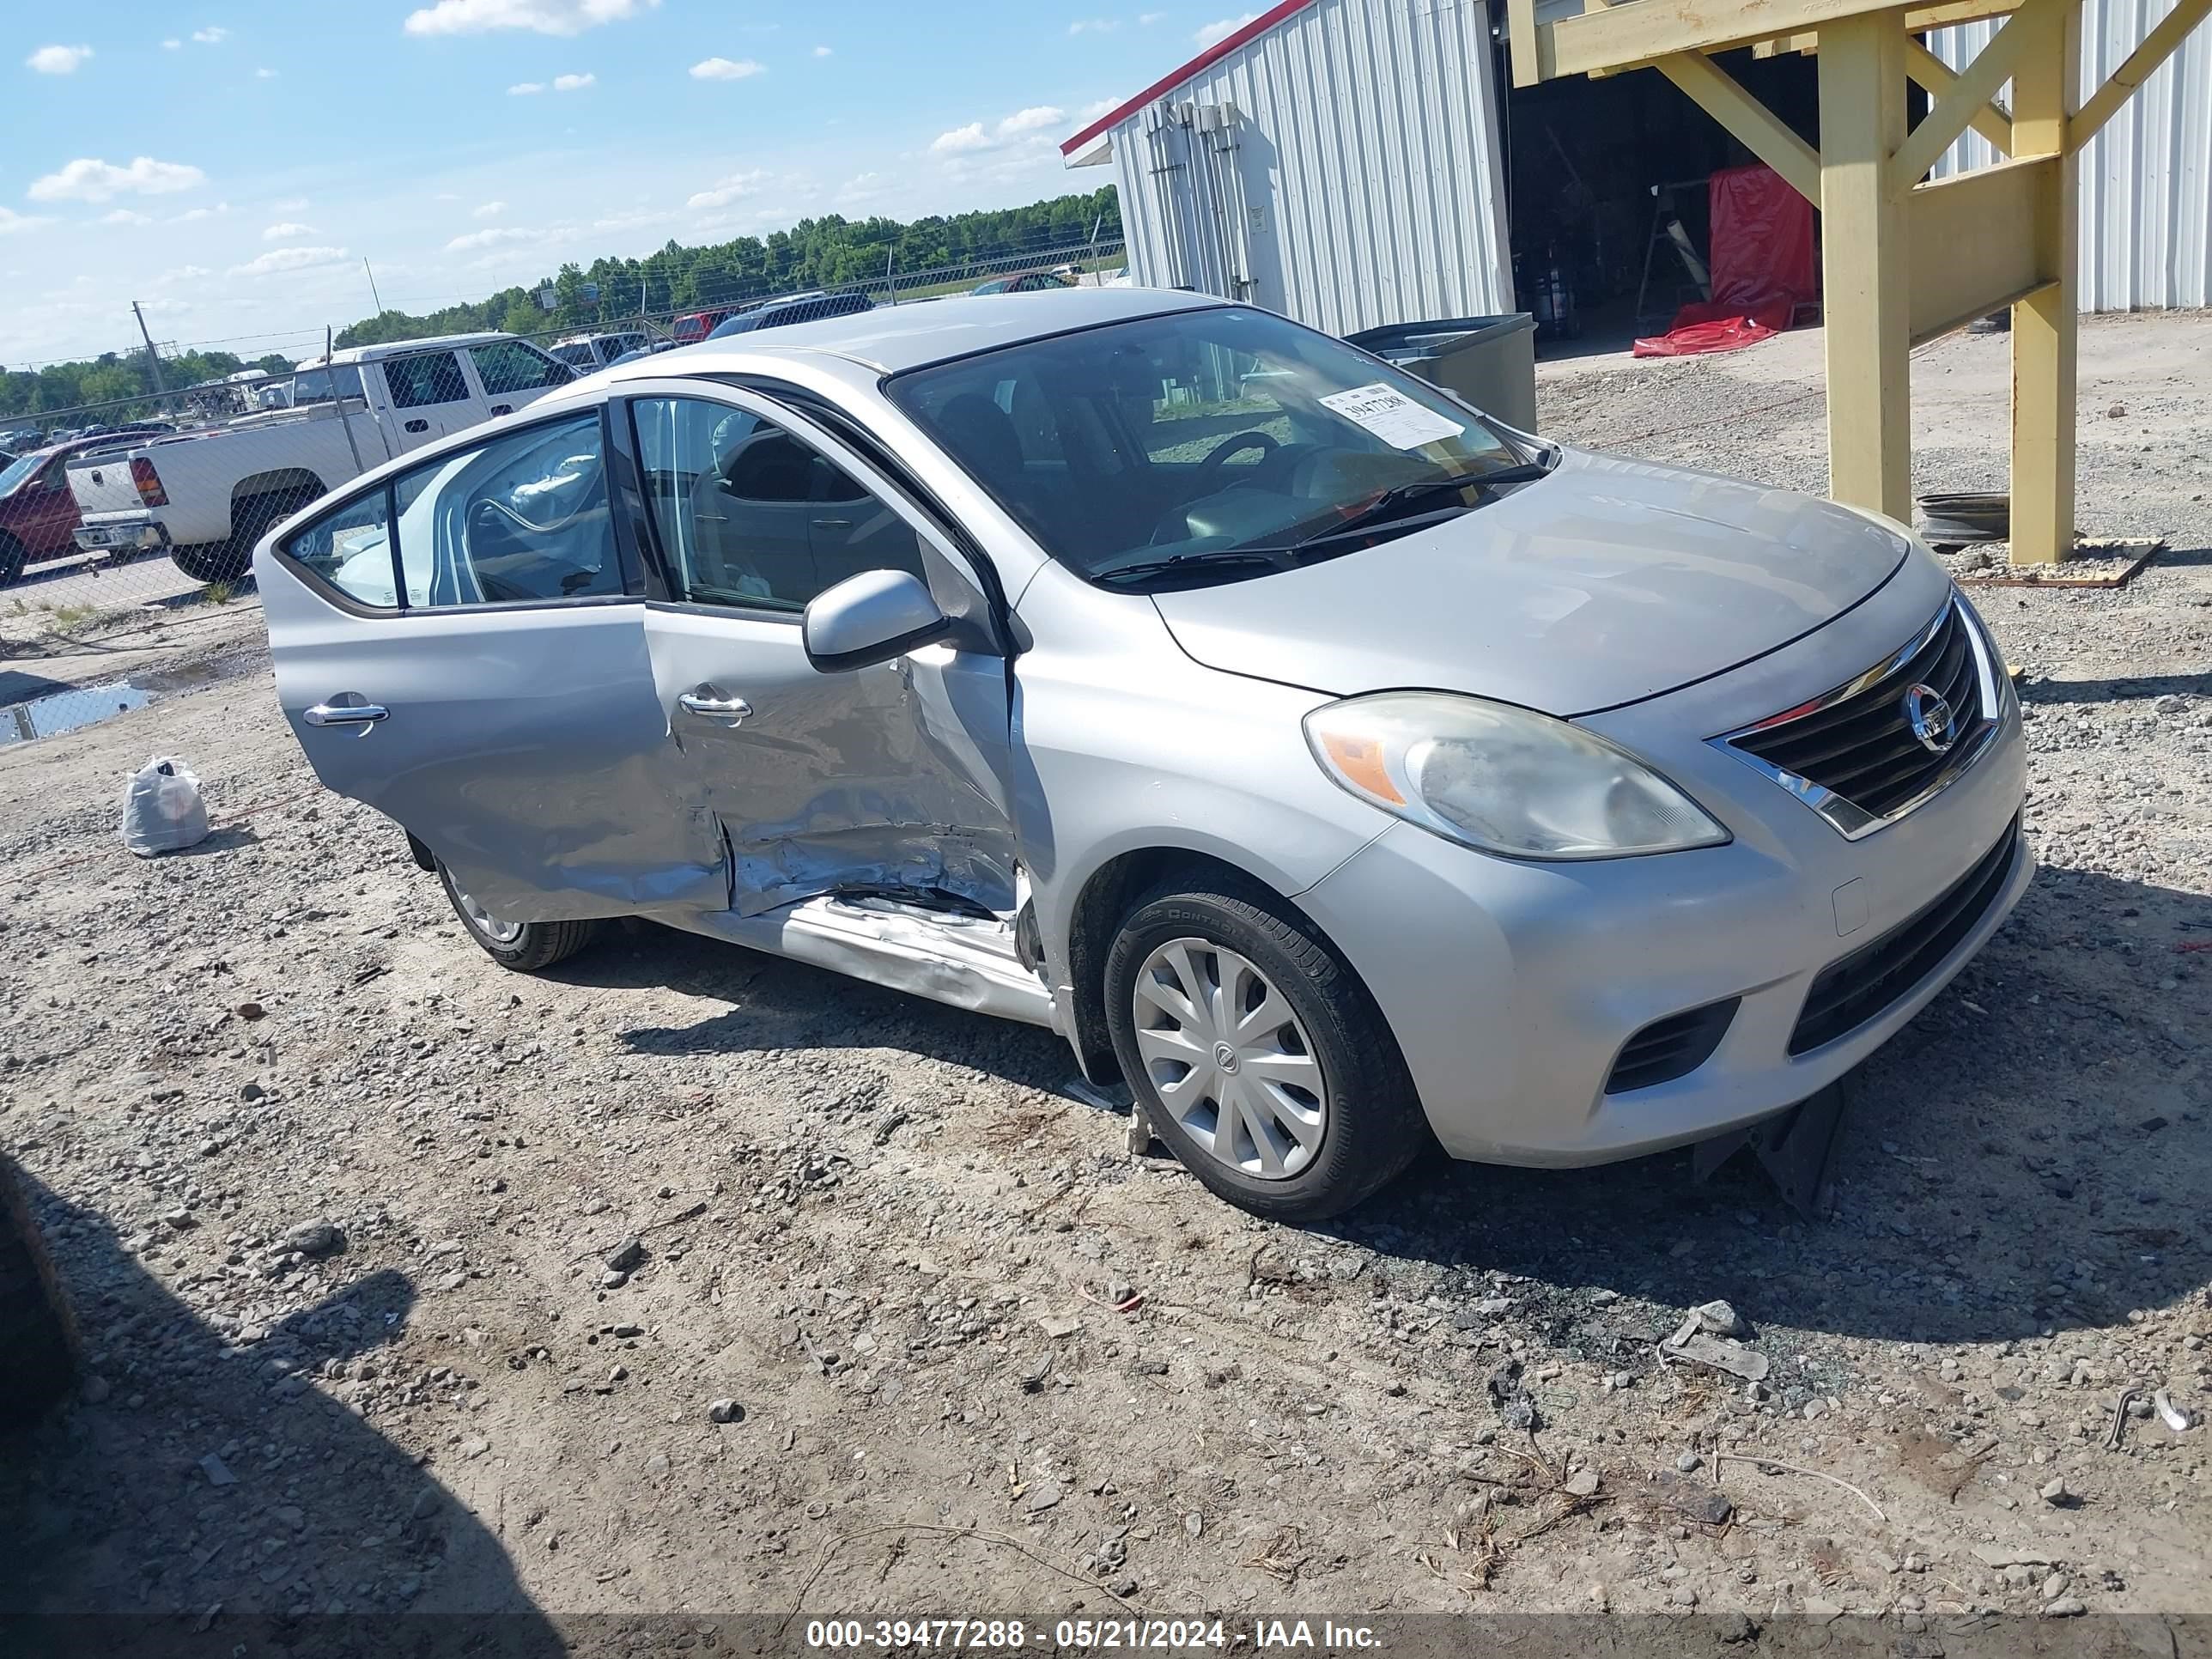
1711 597 2001 839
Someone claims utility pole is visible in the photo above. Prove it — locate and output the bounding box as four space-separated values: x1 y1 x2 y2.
130 301 167 395
363 258 384 314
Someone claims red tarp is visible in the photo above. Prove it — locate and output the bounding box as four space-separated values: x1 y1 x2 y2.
1633 163 1817 358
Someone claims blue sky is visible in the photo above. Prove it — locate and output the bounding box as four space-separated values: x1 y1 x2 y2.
3 0 1259 369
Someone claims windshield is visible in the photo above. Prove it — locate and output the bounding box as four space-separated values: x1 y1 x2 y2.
888 305 1530 584
0 452 42 496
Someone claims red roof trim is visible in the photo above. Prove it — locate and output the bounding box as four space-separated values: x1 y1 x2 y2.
1060 0 1319 157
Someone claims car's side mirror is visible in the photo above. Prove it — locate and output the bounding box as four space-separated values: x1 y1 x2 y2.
803 568 951 672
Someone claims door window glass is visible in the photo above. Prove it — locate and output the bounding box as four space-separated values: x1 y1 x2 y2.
282 487 401 609
389 412 620 607
382 351 472 410
630 397 926 613
470 339 572 397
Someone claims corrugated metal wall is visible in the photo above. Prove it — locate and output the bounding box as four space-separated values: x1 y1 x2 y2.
1930 0 2210 310
1107 0 1515 335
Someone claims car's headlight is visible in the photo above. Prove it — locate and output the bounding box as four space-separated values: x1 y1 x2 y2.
1304 692 1730 860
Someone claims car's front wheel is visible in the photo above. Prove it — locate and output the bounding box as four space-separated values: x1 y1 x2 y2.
1103 875 1427 1221
436 860 601 972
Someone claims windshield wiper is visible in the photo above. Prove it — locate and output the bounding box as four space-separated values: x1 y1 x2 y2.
1094 549 1294 587
1286 461 1556 549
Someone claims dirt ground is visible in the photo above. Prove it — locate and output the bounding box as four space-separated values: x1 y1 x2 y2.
2 313 2208 1655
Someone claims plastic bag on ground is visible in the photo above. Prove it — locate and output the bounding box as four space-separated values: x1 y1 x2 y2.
119 756 211 857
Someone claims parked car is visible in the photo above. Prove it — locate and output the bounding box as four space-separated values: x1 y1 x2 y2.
972 269 1079 295
706 290 872 337
670 307 738 344
607 341 683 368
549 331 653 373
67 332 574 584
0 434 140 586
256 289 2028 1221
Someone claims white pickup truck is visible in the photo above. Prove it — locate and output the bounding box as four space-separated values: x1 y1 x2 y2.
69 331 576 583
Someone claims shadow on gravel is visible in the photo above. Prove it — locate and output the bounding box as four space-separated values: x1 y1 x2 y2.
2022 671 2212 705
590 857 2205 1358
0 1172 563 1658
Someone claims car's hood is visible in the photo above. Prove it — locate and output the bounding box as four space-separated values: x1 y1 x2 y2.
1150 448 1911 716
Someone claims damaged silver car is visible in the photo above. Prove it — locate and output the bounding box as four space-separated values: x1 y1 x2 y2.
259 289 2029 1220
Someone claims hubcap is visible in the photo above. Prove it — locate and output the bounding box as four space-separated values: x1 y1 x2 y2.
1130 938 1328 1180
452 880 525 946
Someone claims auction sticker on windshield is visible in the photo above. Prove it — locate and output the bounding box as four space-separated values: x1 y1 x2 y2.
1318 382 1466 449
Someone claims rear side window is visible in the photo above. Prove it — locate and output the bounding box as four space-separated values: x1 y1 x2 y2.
471 339 571 396
283 488 401 609
393 412 620 607
382 352 471 410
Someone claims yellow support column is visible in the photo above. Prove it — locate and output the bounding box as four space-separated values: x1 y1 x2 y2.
1817 12 1912 521
2008 0 2081 564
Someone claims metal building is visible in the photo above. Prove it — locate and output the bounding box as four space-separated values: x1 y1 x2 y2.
1930 0 2211 310
1060 0 1516 336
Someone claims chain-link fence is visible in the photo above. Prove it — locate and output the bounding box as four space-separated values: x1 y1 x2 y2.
0 235 1127 744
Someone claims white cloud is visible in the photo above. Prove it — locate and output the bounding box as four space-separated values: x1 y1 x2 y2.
404 0 659 36
591 206 674 233
157 264 210 283
444 225 543 251
230 245 348 277
1194 11 1257 46
1139 9 1166 21
507 81 544 94
27 156 208 204
811 44 831 57
690 56 764 80
997 106 1065 137
191 26 228 44
26 44 94 75
472 200 507 219
552 70 594 89
930 122 990 155
834 171 885 206
255 66 278 78
270 196 309 211
161 37 181 49
167 203 231 223
0 207 52 237
1069 17 1119 33
101 209 154 226
685 167 769 209
1078 96 1118 120
262 221 317 239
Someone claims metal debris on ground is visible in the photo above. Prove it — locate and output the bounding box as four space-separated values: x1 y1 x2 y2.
1658 1298 1771 1382
2153 1389 2197 1433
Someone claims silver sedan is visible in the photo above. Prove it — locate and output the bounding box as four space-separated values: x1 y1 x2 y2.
258 288 2028 1219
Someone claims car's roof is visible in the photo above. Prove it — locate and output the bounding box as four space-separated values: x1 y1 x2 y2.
307 331 521 368
607 285 1224 379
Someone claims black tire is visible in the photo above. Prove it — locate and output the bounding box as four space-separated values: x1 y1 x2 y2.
0 532 26 588
1103 874 1426 1222
0 1155 76 1430
435 860 602 972
171 492 282 586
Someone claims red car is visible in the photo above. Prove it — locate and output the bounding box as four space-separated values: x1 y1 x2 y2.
669 307 737 343
0 436 119 586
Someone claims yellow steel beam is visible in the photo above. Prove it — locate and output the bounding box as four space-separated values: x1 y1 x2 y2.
2009 0 2079 565
1905 36 2014 154
2070 0 2212 149
1545 0 1917 80
1508 0 1547 87
1889 0 2041 189
1905 156 2057 341
1819 12 1913 520
1653 52 1825 201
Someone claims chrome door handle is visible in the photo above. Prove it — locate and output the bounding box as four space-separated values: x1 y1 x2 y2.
678 693 751 723
305 701 389 726
811 517 852 528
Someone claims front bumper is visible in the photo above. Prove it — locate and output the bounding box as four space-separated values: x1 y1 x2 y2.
1297 594 2031 1168
74 514 170 553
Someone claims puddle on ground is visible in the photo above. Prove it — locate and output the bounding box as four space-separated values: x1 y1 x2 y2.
0 680 158 745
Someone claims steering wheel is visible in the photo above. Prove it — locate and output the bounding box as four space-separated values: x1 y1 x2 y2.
1191 429 1280 491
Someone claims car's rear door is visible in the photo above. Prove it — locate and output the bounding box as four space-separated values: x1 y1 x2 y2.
260 401 728 925
623 385 1020 918
465 338 576 421
377 349 489 452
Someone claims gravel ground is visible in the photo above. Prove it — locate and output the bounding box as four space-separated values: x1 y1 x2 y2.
1 313 2207 1651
